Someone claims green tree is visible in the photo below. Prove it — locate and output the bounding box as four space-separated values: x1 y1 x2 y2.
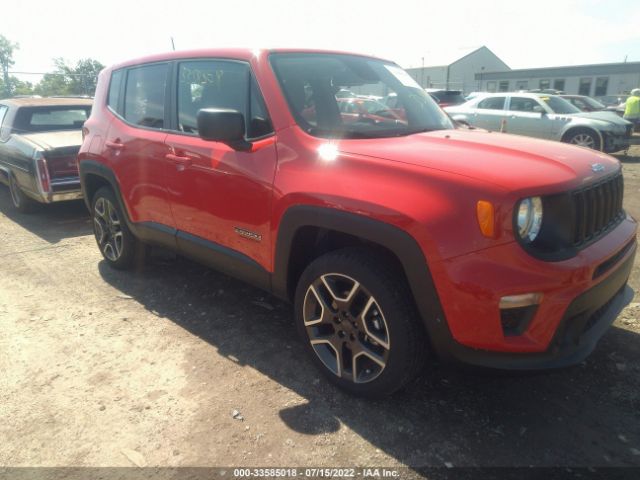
0 34 19 98
34 57 104 96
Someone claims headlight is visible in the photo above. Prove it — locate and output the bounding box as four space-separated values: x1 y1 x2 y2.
517 197 543 242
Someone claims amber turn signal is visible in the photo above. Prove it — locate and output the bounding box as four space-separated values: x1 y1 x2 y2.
476 201 496 238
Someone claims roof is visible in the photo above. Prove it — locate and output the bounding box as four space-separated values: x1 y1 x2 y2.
478 61 640 80
0 97 93 107
109 48 396 71
475 92 557 98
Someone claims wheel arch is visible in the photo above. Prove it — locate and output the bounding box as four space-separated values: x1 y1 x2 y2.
561 125 604 151
272 205 452 355
80 161 128 217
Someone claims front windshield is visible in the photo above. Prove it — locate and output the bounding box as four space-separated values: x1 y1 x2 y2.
270 53 453 139
539 95 580 114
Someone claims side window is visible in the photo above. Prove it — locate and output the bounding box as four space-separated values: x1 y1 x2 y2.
124 63 168 129
248 77 273 138
509 97 540 112
177 60 248 134
477 97 505 110
108 69 124 114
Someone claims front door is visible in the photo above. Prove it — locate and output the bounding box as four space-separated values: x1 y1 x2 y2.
503 96 552 139
164 59 277 271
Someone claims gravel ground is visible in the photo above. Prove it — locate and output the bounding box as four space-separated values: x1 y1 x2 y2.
1 143 640 475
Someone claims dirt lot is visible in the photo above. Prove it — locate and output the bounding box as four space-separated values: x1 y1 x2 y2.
1 145 640 475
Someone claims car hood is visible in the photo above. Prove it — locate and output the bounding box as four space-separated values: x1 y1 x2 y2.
569 111 630 126
20 130 83 151
337 129 620 193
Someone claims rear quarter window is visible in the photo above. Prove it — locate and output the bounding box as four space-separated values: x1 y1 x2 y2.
108 69 124 114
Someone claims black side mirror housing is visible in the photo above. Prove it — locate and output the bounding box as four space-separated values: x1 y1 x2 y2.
197 108 251 150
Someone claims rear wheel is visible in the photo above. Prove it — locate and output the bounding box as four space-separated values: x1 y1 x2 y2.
8 173 38 213
92 186 142 269
564 128 601 151
294 248 427 397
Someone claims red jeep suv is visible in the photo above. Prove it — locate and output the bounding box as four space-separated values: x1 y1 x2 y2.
79 49 637 396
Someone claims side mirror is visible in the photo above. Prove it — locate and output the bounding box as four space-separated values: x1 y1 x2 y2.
451 114 472 128
197 108 250 150
532 106 546 115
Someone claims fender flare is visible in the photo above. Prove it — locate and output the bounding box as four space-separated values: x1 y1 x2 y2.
272 205 454 356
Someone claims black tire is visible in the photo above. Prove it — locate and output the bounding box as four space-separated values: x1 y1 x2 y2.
563 128 601 151
91 186 142 270
8 173 38 213
294 248 427 397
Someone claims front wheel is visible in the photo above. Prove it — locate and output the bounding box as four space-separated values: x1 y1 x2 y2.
294 248 427 397
564 128 601 151
92 186 142 270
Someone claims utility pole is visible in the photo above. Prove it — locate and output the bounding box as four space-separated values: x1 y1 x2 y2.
421 57 424 88
171 37 176 51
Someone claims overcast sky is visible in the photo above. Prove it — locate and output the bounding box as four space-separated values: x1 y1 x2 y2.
3 0 639 82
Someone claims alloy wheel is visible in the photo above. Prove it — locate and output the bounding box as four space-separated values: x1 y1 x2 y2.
303 273 391 383
94 197 123 261
570 133 596 149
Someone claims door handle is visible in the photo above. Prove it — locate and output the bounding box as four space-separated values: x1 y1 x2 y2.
105 140 124 150
166 153 193 166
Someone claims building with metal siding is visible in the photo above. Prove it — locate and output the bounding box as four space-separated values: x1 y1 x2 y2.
405 46 510 93
404 45 640 97
475 62 640 97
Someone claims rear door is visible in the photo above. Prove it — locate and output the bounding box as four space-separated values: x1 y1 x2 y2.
104 62 175 230
163 59 277 270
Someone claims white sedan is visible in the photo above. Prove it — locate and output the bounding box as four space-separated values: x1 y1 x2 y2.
445 92 632 153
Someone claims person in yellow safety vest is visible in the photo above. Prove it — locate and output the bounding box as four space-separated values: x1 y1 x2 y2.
624 89 640 130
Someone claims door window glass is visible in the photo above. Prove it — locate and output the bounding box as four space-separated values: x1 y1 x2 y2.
509 97 541 112
124 63 168 129
177 60 248 135
477 97 505 110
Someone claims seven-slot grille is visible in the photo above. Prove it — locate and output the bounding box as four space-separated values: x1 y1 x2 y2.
572 173 624 247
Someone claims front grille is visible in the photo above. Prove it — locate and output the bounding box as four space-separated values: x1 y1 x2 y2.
572 173 624 247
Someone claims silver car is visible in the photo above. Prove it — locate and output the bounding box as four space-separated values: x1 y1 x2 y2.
445 93 632 153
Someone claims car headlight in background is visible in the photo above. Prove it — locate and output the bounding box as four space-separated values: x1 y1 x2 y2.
517 197 543 242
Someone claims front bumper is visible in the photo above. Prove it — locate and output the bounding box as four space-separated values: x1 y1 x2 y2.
603 131 631 153
429 214 637 369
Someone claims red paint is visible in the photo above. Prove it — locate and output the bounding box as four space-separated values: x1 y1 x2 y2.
79 48 637 355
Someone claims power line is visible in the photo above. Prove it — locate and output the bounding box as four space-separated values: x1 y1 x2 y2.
9 71 97 77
